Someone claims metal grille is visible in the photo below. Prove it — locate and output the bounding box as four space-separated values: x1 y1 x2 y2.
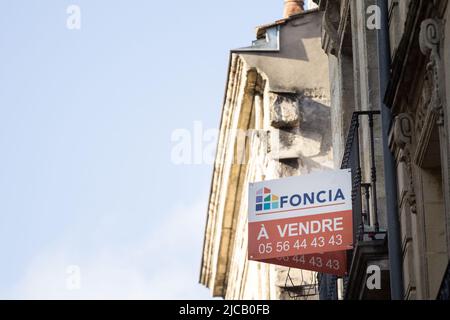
283 268 319 300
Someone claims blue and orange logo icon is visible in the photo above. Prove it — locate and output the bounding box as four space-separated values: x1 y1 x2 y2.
255 187 280 212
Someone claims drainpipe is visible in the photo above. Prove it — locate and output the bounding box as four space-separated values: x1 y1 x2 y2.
377 0 404 300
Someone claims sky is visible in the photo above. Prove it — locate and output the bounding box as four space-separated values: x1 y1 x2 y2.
0 0 295 299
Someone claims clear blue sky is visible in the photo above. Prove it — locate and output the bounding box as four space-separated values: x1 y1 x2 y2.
0 0 289 299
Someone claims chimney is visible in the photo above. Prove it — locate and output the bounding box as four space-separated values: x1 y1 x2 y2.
283 0 305 18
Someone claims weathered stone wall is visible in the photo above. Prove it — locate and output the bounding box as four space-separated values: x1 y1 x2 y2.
224 63 332 300
201 10 333 300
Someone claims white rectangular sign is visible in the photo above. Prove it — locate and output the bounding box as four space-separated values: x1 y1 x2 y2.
248 169 353 263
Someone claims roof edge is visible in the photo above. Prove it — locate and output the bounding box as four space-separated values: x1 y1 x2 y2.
255 8 320 39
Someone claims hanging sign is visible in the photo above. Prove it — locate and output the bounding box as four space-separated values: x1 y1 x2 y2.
248 169 353 272
262 251 348 277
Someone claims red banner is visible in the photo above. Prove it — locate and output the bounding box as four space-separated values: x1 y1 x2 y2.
248 210 353 261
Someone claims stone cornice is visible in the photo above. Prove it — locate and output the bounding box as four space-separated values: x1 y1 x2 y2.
318 0 354 57
384 0 448 113
200 54 261 297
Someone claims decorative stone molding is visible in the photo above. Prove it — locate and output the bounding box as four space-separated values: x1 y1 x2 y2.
419 18 445 126
419 19 442 56
412 18 448 166
393 113 414 149
390 113 417 215
321 0 340 56
415 76 433 137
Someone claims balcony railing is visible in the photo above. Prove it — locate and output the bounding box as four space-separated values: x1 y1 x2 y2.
283 268 319 300
320 110 389 300
341 111 385 241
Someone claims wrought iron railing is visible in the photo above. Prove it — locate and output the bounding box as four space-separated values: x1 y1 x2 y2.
283 269 319 300
341 111 383 241
319 111 386 300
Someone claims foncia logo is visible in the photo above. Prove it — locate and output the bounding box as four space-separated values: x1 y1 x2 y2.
255 188 280 212
255 186 346 213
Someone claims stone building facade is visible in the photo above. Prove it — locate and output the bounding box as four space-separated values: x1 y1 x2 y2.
386 0 450 300
315 0 450 300
201 0 450 300
199 4 335 299
315 0 391 300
